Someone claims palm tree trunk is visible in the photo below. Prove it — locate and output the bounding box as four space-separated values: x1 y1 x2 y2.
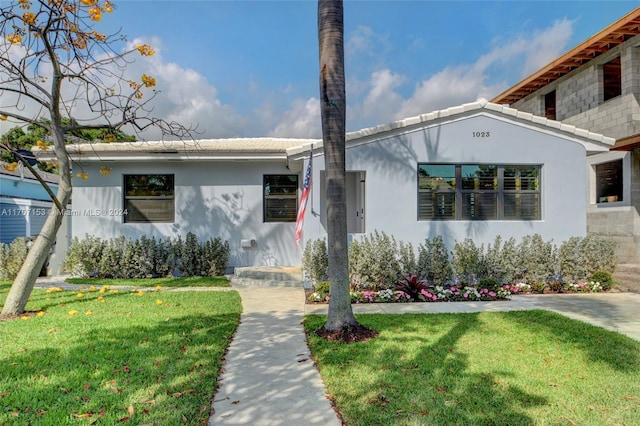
318 0 358 330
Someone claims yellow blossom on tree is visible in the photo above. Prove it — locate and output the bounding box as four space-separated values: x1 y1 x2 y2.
99 165 112 175
103 133 116 142
36 140 50 150
18 0 31 9
104 1 114 12
79 0 96 6
0 114 7 121
6 34 22 44
2 162 19 172
141 74 156 88
92 30 106 41
88 6 101 21
22 12 36 25
76 172 89 180
136 44 155 56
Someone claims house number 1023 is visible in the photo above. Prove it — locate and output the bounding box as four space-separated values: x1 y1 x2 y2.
472 131 491 137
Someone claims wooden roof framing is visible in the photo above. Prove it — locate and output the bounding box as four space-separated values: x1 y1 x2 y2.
492 7 640 105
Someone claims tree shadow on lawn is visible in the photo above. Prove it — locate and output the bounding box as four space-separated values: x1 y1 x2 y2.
308 313 547 425
0 311 239 424
503 309 640 372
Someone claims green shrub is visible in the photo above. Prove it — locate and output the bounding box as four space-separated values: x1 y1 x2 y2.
0 237 29 280
517 234 556 284
483 236 520 284
312 281 331 302
451 238 483 284
302 238 328 286
416 236 452 284
201 237 230 276
478 277 501 292
559 236 617 282
591 270 614 291
180 232 201 277
530 281 546 294
349 231 407 290
63 235 104 277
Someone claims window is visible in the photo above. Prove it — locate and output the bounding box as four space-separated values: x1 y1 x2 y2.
124 174 174 223
418 164 540 221
603 57 621 101
264 175 298 222
544 91 556 120
596 160 622 203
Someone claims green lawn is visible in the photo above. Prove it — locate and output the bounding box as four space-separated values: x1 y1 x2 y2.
64 275 230 287
305 311 640 425
0 285 241 425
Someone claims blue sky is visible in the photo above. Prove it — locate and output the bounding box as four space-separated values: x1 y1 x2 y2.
93 1 639 140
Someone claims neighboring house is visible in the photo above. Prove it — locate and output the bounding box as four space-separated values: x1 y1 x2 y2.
0 162 70 274
492 6 640 263
51 100 613 269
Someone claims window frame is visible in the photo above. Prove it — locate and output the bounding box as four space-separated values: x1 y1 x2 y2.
263 174 299 223
123 174 175 223
595 159 623 204
417 163 541 221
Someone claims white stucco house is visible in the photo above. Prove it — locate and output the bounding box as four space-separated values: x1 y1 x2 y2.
48 100 614 269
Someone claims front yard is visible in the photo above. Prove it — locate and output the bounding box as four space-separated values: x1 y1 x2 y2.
305 311 640 425
0 283 241 424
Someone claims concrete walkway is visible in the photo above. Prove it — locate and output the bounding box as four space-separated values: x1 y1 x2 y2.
208 287 341 425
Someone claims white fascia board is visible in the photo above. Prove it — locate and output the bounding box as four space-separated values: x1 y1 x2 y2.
67 154 289 162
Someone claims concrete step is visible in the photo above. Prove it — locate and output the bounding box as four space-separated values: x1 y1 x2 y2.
231 266 303 288
229 277 303 288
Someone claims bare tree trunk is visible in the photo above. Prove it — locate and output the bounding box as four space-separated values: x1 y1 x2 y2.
318 0 358 330
1 125 72 316
0 190 70 315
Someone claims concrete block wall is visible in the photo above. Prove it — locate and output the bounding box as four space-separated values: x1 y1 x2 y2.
587 209 640 263
512 35 640 139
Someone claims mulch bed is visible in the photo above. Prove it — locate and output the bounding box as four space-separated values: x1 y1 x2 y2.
314 323 379 343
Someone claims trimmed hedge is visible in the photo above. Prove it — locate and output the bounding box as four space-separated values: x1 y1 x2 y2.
64 232 229 279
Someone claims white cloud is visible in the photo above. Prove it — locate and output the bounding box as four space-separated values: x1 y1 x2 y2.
347 18 576 126
268 97 320 139
121 38 246 140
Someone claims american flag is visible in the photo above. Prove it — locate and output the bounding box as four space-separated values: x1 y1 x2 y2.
295 151 312 247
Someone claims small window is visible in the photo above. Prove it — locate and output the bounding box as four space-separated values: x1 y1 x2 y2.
603 57 621 101
461 165 498 220
418 165 455 220
264 175 298 222
124 174 174 223
596 160 623 203
544 91 556 120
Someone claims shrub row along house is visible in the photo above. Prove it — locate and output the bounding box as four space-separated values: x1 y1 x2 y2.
34 100 613 271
